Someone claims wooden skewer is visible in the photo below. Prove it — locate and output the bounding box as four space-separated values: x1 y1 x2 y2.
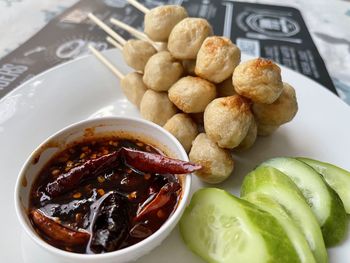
88 13 127 46
126 0 150 14
106 36 123 51
110 18 149 42
88 45 125 80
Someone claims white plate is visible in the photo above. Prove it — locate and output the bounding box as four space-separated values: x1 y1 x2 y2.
1 49 349 262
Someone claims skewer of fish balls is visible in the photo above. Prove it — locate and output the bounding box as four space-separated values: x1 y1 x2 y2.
88 13 182 124
88 13 157 72
107 17 209 86
105 16 185 92
88 45 147 108
89 45 178 127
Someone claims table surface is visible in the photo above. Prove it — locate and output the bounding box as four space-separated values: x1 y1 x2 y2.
1 0 350 105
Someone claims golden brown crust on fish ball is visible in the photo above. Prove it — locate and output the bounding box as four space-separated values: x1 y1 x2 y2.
168 76 217 113
120 72 148 108
140 90 177 126
123 40 157 71
189 133 234 184
143 51 183 92
252 82 298 125
168 18 213 60
232 58 283 104
204 95 253 149
195 36 241 83
144 5 188 42
163 113 198 152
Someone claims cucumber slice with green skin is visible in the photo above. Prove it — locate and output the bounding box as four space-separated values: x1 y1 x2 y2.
244 192 316 263
241 166 328 263
298 157 350 214
261 157 347 246
179 188 300 263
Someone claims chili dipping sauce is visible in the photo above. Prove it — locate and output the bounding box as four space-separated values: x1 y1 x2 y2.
29 137 183 254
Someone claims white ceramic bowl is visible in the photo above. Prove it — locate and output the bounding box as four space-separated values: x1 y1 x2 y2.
14 117 191 263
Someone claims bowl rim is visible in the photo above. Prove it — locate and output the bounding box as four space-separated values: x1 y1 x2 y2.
14 116 191 260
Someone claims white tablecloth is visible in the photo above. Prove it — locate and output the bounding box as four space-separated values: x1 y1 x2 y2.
1 0 350 104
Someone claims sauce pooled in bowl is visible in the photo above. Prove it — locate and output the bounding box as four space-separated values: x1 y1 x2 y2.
29 136 200 254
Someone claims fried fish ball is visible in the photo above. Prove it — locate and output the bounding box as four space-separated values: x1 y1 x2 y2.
195 36 241 83
168 18 213 60
144 5 188 42
140 90 177 126
168 76 216 113
252 82 298 125
217 77 236 97
163 113 198 152
257 123 279 136
235 118 257 150
189 133 234 184
123 39 157 71
182 59 196 75
204 95 253 149
232 58 283 104
120 72 147 108
143 51 183 92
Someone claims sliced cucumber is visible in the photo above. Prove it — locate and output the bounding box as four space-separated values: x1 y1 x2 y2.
244 192 316 263
298 157 350 214
179 188 300 263
241 166 328 263
261 157 347 246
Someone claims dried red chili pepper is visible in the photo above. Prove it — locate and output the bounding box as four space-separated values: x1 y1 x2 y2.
45 148 200 198
120 148 201 174
30 209 90 246
45 151 120 198
135 182 181 220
